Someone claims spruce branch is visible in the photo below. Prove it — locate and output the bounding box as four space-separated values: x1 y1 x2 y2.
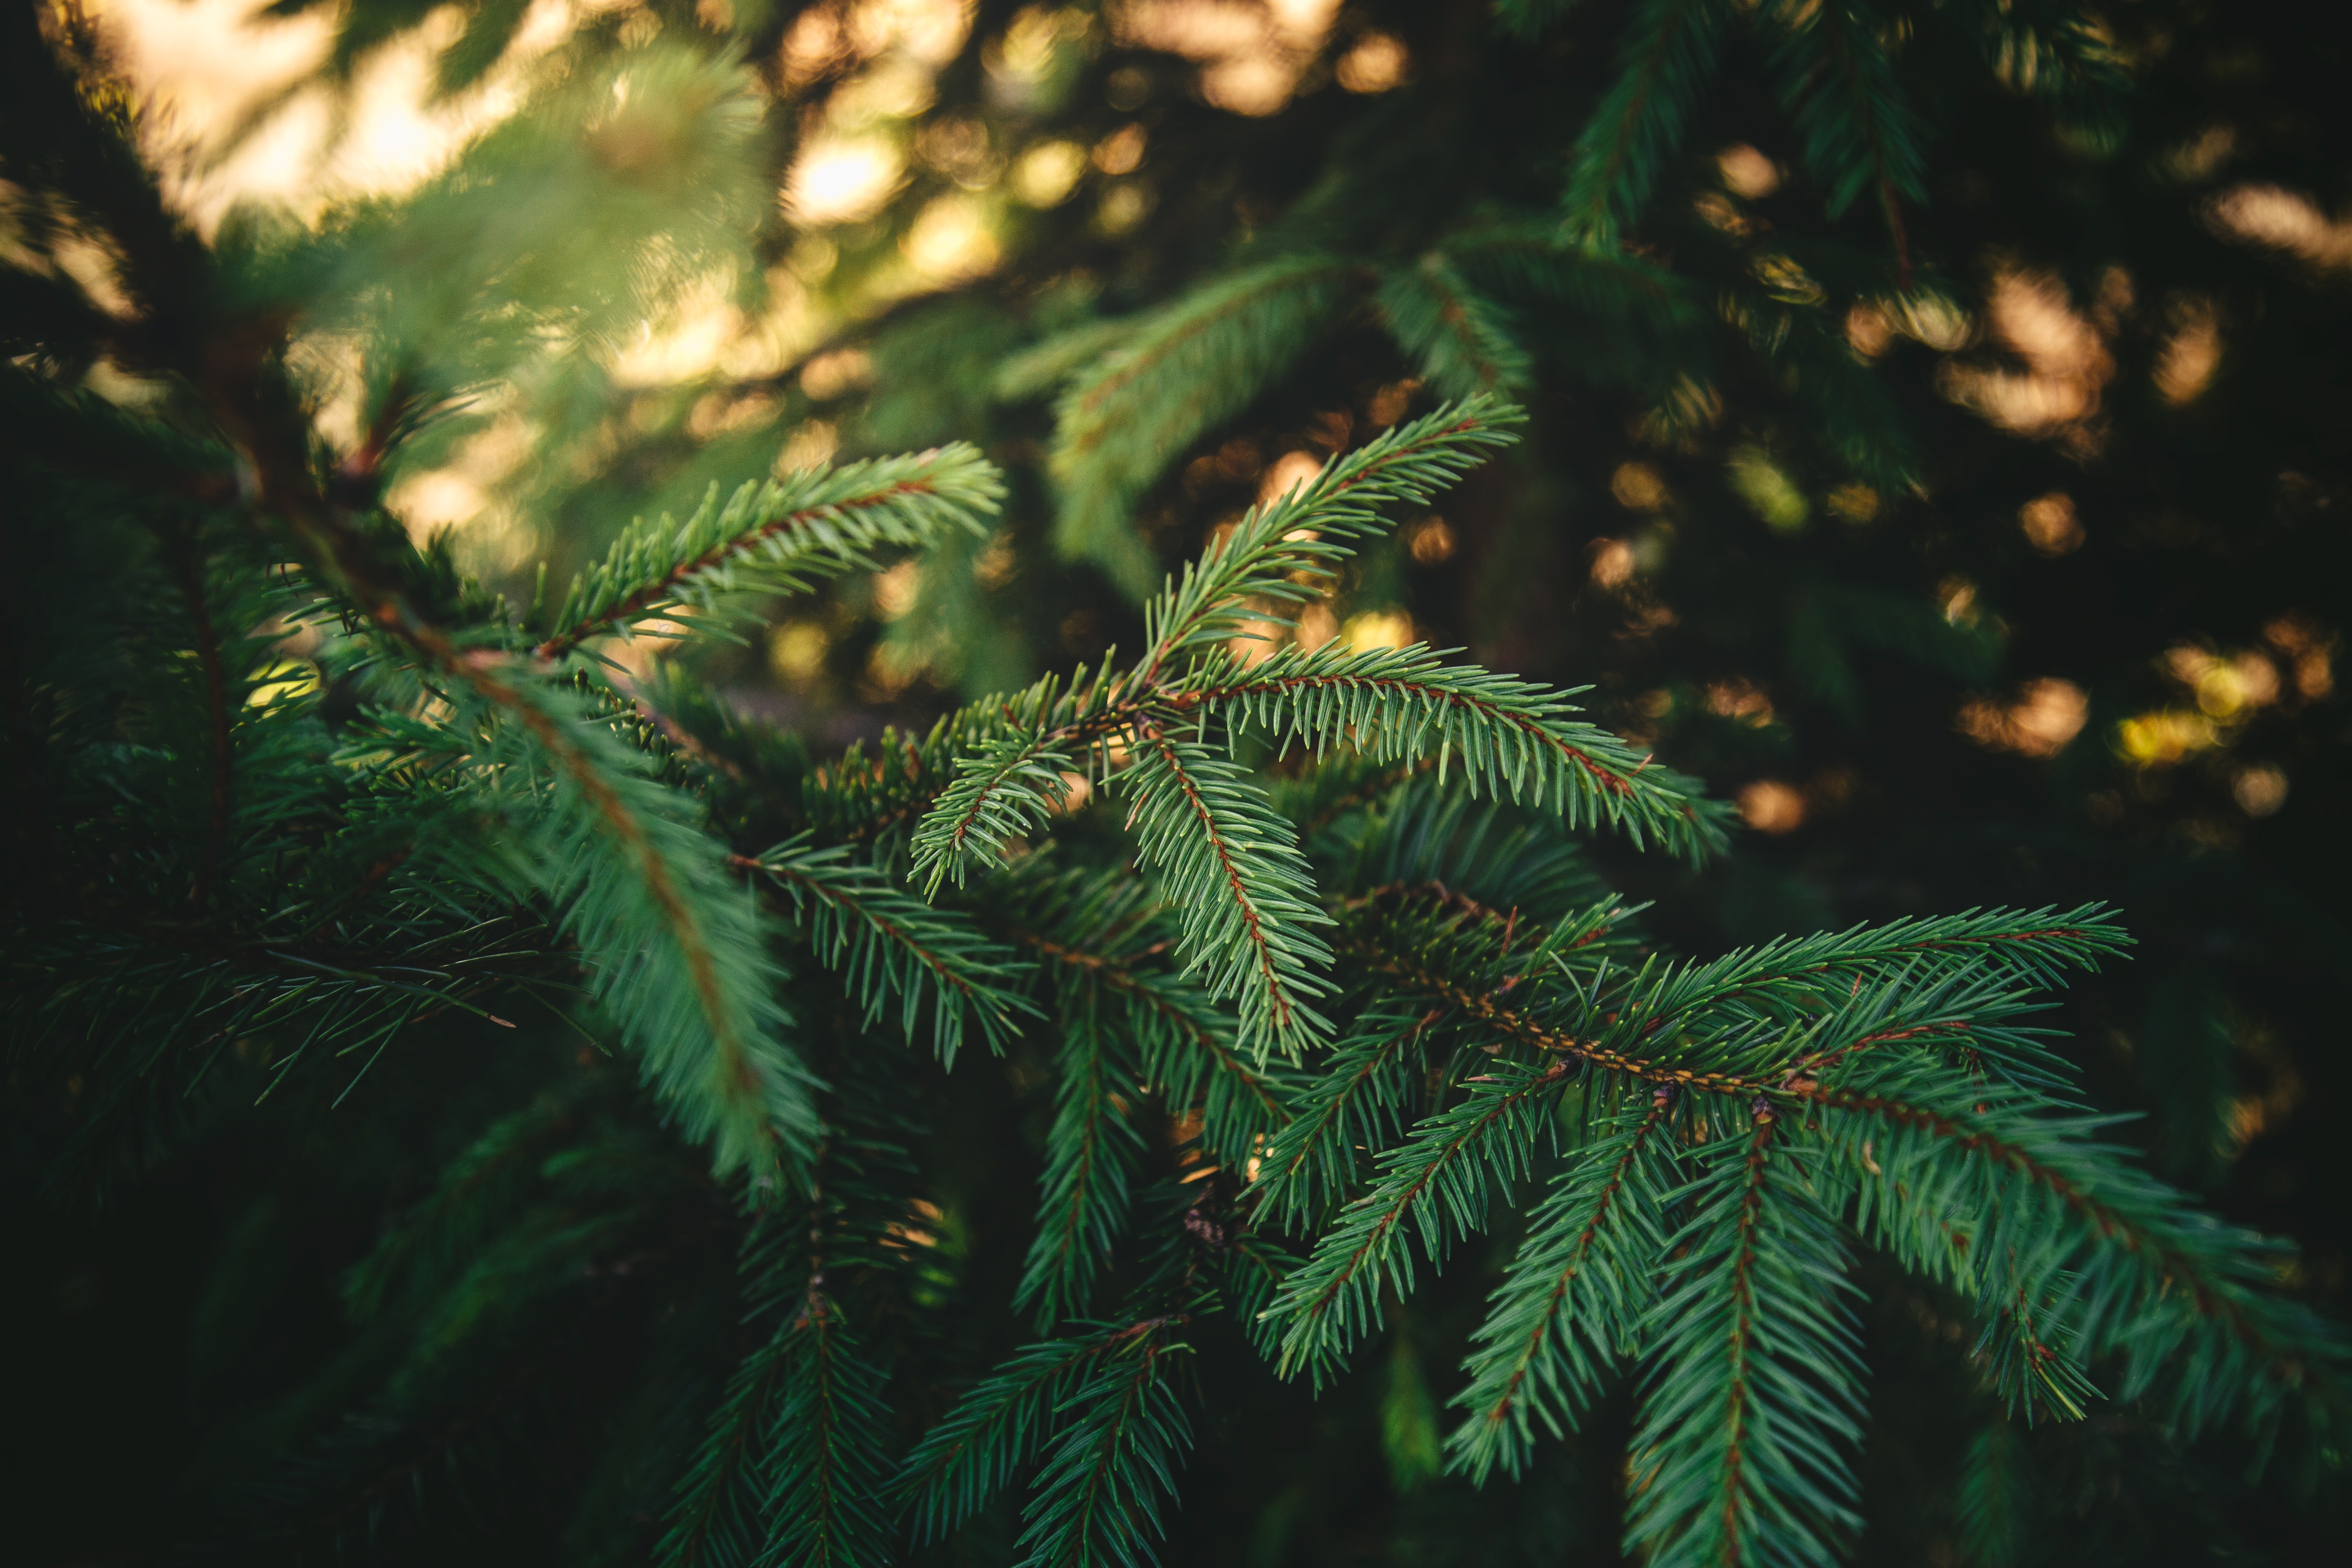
1048 255 1371 594
1266 1058 1572 1384
896 1316 1186 1543
1121 724 1336 1062
755 1295 898 1568
734 839 1037 1067
1377 258 1534 399
536 445 1003 661
1011 1334 1195 1568
1623 1120 1866 1568
1764 0 1930 271
1174 641 1732 862
1563 0 1731 245
1447 1096 1678 1482
1017 990 1150 1328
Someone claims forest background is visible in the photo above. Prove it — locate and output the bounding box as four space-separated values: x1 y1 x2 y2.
7 0 2352 1563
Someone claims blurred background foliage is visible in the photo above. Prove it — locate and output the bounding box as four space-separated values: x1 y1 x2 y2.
8 0 2352 1562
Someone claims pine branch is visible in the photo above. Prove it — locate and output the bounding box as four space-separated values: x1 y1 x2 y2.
912 401 1532 899
1623 1119 1866 1568
537 445 1003 660
659 1311 796 1568
735 839 1037 1067
1174 641 1733 862
1377 258 1534 399
1122 724 1337 1061
1018 989 1149 1328
399 665 817 1180
1764 0 1929 236
1011 1334 1194 1568
1049 256 1370 595
1563 0 1731 245
997 866 1296 1164
756 1296 898 1568
1266 1058 1571 1384
896 1317 1184 1543
1250 1003 1447 1229
1447 1096 1677 1482
1805 1056 2350 1439
1133 399 1523 682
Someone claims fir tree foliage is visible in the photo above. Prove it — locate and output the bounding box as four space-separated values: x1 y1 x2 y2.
8 4 2351 1566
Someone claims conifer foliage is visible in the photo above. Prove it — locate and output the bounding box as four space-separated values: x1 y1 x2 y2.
6 4 2349 1568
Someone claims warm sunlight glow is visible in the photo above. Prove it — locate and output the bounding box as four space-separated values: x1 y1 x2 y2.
788 137 907 224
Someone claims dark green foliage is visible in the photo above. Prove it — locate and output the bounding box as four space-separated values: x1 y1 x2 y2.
10 3 2352 1567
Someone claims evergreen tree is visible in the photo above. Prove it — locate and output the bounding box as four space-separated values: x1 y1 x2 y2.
7 3 2351 1567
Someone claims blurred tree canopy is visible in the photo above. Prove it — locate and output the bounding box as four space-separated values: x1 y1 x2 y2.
7 0 2352 1564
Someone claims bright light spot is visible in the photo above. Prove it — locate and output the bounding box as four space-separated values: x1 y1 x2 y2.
1294 603 1339 652
1338 609 1415 651
2117 709 2218 767
1718 144 1780 199
1258 450 1323 503
1367 379 1420 427
1404 517 1455 564
1610 462 1669 511
1959 679 2088 759
1881 291 1976 353
2209 183 2352 271
1097 182 1152 234
2019 492 2084 555
1114 0 1337 118
769 622 830 683
778 420 841 474
1051 771 1094 814
1704 680 1774 727
92 0 565 230
1938 268 2113 445
1093 122 1148 174
611 271 755 388
903 194 1001 280
2264 613 2335 698
787 137 905 225
1589 538 1635 589
2233 765 2290 817
1336 33 1409 94
1727 447 1809 533
1738 781 1805 834
1846 303 1894 357
2164 644 2281 719
874 559 922 619
2156 295 2224 405
987 7 1089 108
1013 140 1087 205
973 534 1018 589
802 348 875 401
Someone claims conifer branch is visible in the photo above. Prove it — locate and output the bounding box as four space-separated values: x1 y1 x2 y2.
1011 1334 1194 1568
733 841 1037 1066
1018 992 1148 1328
1049 256 1372 594
536 446 1002 661
1267 1059 1572 1383
1175 642 1731 861
1123 723 1336 1061
1377 259 1533 399
1447 1096 1676 1482
896 1316 1185 1542
1563 0 1730 244
757 1295 897 1568
1251 1004 1447 1229
1624 1120 1866 1568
